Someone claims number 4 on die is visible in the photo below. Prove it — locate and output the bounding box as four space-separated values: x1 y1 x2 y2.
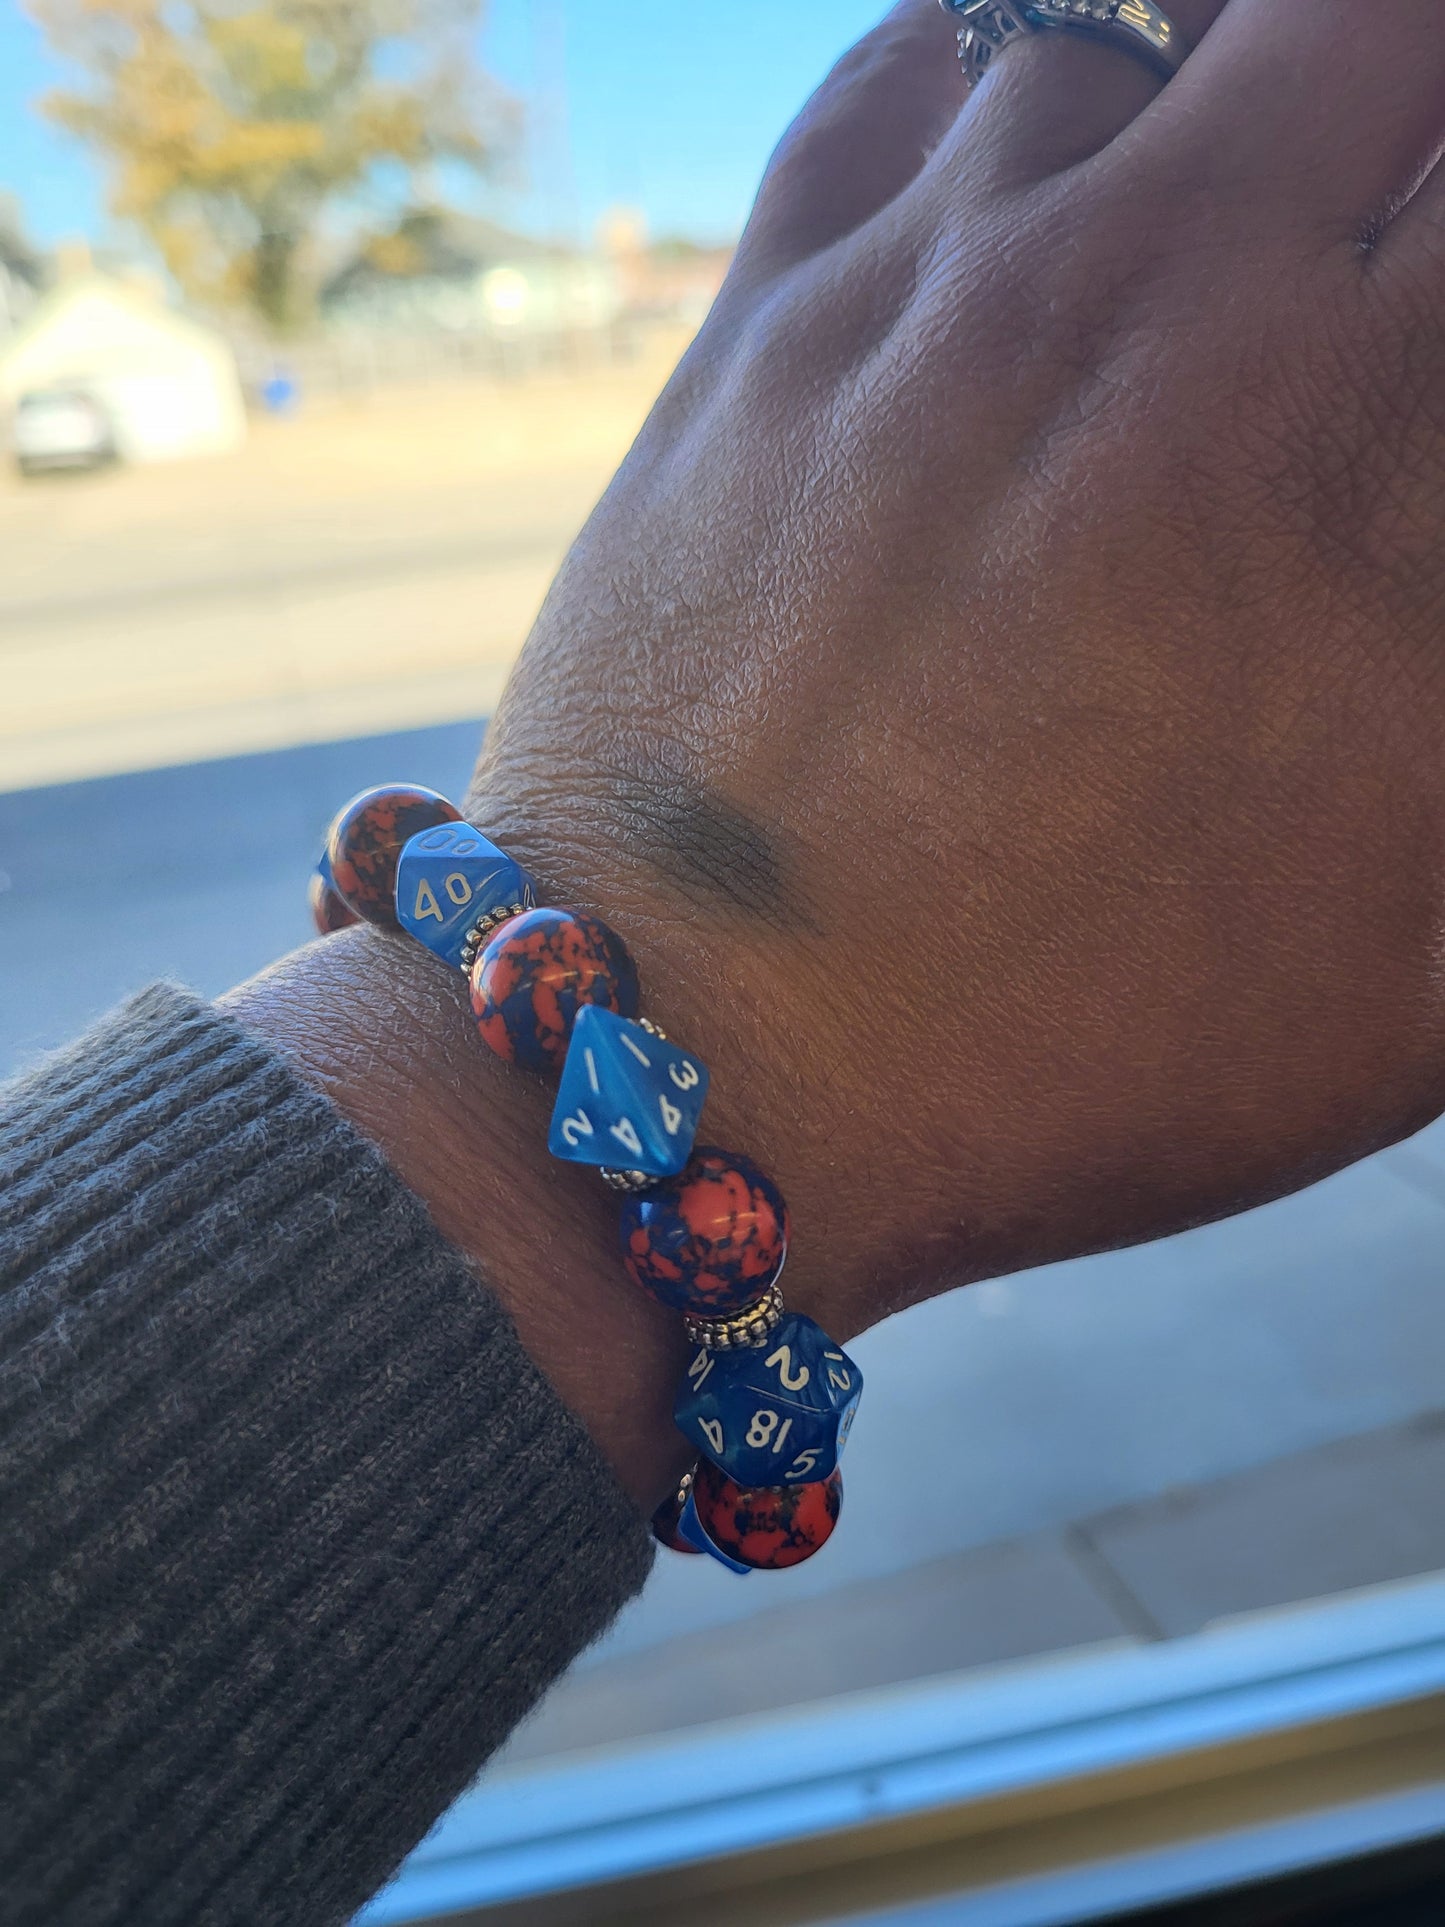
548 1004 710 1178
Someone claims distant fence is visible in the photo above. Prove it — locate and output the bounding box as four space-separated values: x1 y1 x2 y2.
231 315 661 409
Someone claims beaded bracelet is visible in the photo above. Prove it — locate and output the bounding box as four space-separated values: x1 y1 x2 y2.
312 785 863 1573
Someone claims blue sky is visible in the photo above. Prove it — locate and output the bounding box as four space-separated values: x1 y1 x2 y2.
1 0 895 252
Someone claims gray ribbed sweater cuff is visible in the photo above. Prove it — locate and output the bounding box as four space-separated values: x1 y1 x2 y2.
0 984 653 1927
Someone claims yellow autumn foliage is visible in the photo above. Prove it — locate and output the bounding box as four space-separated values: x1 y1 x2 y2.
29 0 506 331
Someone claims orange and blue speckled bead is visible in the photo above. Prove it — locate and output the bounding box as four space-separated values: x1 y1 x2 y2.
620 1148 789 1316
691 1461 842 1570
309 851 360 935
470 906 640 1075
326 785 461 926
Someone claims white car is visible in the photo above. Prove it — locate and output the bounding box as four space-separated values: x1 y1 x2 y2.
12 386 117 476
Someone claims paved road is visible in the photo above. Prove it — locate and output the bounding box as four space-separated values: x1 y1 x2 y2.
0 353 679 794
5 728 1445 1679
0 720 481 1073
0 468 593 794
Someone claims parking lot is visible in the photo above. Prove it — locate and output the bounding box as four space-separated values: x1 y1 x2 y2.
0 340 682 794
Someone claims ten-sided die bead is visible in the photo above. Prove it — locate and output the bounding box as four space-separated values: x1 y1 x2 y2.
396 823 537 970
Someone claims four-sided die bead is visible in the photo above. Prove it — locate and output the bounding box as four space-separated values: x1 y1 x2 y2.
395 823 538 969
674 1312 862 1487
548 1005 709 1178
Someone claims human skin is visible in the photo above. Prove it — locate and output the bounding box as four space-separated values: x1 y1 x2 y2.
232 0 1445 1509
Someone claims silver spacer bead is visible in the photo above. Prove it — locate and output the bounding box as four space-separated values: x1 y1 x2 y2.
684 1283 785 1352
599 1166 657 1194
457 901 529 974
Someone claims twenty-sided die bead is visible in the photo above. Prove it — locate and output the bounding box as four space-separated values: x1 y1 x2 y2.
674 1311 861 1487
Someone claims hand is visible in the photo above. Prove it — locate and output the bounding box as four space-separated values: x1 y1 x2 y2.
470 0 1445 1344
236 0 1445 1507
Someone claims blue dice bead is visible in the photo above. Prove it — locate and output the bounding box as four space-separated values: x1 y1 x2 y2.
549 1005 709 1178
395 822 537 969
675 1312 862 1487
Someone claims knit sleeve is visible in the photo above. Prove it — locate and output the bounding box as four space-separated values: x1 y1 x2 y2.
0 984 653 1927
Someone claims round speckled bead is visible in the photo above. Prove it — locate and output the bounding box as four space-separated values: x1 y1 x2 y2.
620 1148 789 1316
691 1461 842 1570
309 862 360 935
650 1480 704 1556
326 785 461 926
470 906 640 1075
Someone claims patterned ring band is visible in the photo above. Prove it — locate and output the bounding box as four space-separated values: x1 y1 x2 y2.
942 0 1189 90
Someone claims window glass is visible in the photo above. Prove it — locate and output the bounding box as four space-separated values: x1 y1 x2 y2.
3 5 1443 1918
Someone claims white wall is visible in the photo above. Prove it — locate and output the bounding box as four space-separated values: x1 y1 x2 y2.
0 279 247 463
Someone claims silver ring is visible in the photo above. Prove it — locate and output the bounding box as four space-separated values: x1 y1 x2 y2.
943 1 1189 91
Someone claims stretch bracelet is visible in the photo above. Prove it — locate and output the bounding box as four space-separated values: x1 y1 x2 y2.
311 785 863 1573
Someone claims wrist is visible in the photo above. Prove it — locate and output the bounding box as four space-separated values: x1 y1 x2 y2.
463 762 1032 1333
224 928 691 1510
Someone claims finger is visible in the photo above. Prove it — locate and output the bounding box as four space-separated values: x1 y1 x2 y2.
955 0 1232 187
1133 0 1445 241
1380 148 1445 270
730 0 965 290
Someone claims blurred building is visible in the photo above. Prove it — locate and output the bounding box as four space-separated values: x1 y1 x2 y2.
0 272 248 464
596 208 731 326
0 217 43 336
321 209 621 339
